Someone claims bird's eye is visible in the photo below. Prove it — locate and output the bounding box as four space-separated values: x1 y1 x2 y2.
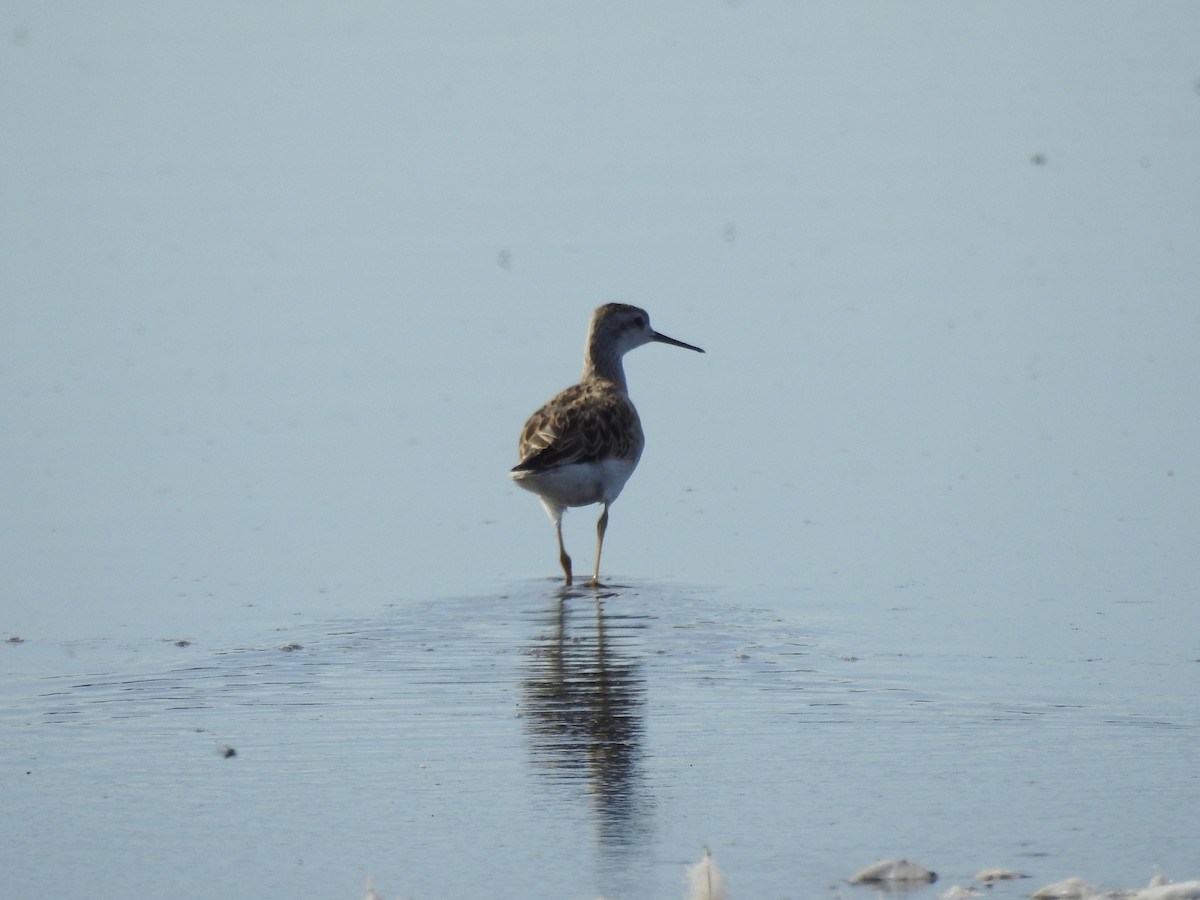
634 316 645 327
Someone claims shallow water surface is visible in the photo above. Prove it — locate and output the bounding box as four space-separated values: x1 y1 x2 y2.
3 582 1194 899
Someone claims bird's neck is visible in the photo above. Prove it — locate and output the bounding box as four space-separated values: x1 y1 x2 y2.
581 338 628 393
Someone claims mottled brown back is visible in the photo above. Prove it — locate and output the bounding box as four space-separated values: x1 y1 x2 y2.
513 378 644 473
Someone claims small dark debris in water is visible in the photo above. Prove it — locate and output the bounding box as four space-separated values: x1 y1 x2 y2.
221 746 236 758
280 642 303 652
1031 152 1047 166
174 639 191 647
976 868 1030 882
6 635 25 644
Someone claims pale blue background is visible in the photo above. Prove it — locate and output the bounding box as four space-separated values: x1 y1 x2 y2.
4 3 1196 638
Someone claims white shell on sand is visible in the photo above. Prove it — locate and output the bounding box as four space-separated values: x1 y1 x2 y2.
1031 875 1200 900
939 885 981 900
1032 877 1099 899
848 858 937 884
687 848 728 900
1135 881 1200 900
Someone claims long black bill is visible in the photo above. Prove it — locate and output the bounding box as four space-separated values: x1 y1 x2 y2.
652 331 705 353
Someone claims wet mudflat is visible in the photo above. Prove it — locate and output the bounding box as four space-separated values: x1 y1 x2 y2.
3 581 1194 900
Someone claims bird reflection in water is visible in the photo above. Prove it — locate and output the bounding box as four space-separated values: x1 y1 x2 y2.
521 590 651 856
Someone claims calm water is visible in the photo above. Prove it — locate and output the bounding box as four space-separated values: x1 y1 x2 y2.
3 4 1199 898
3 579 1195 899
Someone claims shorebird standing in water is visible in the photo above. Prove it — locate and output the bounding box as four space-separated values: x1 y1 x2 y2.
511 303 704 587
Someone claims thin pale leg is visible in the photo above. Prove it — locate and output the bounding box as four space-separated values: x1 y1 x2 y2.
555 514 573 586
590 502 609 587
